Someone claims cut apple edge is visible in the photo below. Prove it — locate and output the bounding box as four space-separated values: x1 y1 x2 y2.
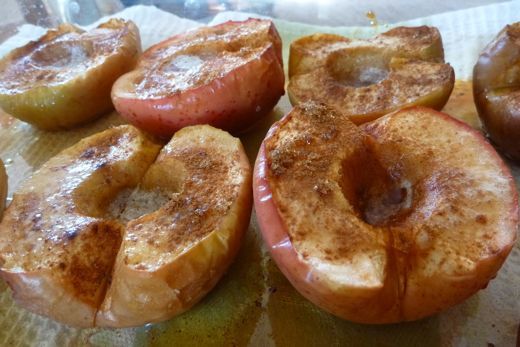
287 68 455 125
254 141 392 297
96 134 253 328
1 269 99 327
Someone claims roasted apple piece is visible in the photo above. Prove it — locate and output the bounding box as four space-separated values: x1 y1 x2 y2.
288 27 455 124
0 124 252 328
112 19 284 136
97 125 252 327
0 19 141 130
254 102 518 323
473 22 520 160
0 126 160 327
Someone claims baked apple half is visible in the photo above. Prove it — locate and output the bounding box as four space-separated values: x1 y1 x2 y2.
288 27 455 124
97 125 252 327
0 19 141 130
112 18 284 137
254 102 518 323
0 124 252 327
473 22 520 160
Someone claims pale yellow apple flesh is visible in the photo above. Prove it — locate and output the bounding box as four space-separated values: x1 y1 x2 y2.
288 27 455 124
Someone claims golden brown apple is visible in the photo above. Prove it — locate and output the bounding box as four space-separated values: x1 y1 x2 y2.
254 102 518 323
112 19 284 137
0 124 252 328
0 19 141 130
288 27 455 124
97 125 252 327
0 125 160 327
473 22 520 160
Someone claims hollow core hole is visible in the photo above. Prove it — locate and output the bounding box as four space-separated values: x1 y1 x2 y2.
327 47 390 88
340 138 413 226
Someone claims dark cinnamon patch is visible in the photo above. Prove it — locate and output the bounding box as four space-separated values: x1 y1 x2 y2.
65 221 122 307
476 214 487 224
160 147 237 246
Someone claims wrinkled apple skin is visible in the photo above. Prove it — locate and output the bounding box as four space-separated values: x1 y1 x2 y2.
473 22 520 160
0 19 141 130
112 19 285 137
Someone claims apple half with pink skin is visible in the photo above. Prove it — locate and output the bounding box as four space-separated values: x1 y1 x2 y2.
112 19 285 137
254 102 518 324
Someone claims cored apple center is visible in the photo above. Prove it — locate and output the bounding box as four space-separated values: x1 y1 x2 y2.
340 137 412 227
326 47 390 88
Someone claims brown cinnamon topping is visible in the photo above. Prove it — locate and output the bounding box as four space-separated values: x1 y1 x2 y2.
264 102 516 315
134 19 280 97
0 19 138 93
288 26 454 123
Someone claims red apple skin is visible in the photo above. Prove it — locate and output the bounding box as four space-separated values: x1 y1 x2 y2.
253 106 518 324
112 19 285 137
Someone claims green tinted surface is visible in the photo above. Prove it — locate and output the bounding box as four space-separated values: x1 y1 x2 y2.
146 228 264 347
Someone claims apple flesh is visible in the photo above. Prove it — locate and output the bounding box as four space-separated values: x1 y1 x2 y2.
0 124 252 328
0 125 160 327
112 19 284 137
254 102 518 323
473 22 520 160
0 19 141 130
97 125 252 327
288 27 454 124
